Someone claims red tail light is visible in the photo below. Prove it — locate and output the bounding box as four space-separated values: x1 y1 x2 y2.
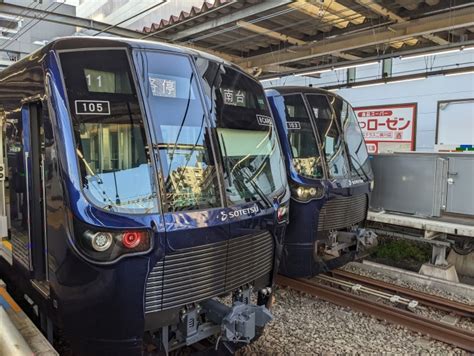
122 231 143 249
277 205 288 222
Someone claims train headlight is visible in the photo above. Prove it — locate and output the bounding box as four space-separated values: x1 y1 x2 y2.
296 186 305 199
291 184 324 202
78 221 153 263
84 231 113 252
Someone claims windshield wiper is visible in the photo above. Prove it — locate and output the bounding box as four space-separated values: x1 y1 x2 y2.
238 165 272 209
219 133 233 187
349 152 370 182
76 148 116 209
165 72 194 175
220 134 271 208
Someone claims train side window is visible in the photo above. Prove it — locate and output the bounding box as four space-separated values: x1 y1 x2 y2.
281 94 323 179
331 97 372 180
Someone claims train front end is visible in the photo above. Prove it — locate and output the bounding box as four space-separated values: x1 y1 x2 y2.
266 87 375 278
47 38 288 354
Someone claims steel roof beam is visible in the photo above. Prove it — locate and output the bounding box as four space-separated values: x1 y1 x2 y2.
354 0 449 45
0 2 147 39
0 2 243 64
235 19 362 69
163 0 294 42
333 52 361 60
263 63 300 73
289 0 365 29
259 40 474 79
289 1 348 29
236 20 306 46
312 0 365 25
237 6 474 69
242 2 408 52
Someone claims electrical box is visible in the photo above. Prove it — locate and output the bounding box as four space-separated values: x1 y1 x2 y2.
370 152 474 218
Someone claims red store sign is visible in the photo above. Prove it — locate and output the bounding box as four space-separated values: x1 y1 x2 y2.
354 103 417 154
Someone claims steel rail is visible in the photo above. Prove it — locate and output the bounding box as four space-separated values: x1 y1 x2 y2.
276 275 474 352
331 269 474 318
317 275 417 307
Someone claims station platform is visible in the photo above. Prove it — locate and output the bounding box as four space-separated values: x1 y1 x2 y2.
367 209 474 281
0 279 57 355
367 210 474 238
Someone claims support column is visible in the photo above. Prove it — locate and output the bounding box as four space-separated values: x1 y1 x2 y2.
419 234 459 282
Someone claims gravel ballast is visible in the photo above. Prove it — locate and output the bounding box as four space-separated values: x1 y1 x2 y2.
238 286 469 355
342 262 473 305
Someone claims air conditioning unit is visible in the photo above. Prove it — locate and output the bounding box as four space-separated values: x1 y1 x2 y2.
0 14 21 35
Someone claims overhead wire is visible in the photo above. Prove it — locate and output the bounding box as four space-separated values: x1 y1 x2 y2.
202 1 371 73
2 1 45 38
177 0 458 75
92 0 168 37
184 5 302 45
183 0 386 74
0 1 65 52
0 0 38 45
184 0 371 48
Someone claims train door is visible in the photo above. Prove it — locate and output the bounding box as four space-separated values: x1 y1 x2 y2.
0 107 10 264
21 101 49 293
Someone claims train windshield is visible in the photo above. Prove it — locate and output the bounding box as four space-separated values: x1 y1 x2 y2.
279 94 323 179
305 94 349 179
331 96 373 181
197 59 286 206
59 49 158 214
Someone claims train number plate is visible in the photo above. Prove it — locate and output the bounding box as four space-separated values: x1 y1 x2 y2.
75 100 110 115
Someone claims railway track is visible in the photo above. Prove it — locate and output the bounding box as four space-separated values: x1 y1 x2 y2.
330 269 474 318
276 275 474 352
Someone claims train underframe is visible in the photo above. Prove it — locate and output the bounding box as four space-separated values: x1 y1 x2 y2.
145 284 273 353
314 226 378 273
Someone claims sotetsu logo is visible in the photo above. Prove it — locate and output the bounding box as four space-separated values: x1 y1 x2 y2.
219 205 260 222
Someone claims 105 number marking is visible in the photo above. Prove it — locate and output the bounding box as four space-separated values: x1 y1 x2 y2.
75 100 110 115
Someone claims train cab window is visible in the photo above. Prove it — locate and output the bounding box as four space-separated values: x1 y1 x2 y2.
281 94 323 179
331 96 373 181
136 51 221 212
59 49 158 214
305 94 349 179
197 60 286 206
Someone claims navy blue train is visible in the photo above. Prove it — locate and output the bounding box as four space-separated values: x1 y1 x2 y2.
265 87 375 278
0 37 290 355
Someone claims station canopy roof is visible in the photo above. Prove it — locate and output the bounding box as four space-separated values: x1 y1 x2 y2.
141 0 474 78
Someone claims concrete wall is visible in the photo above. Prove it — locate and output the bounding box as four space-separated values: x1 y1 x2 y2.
263 50 474 152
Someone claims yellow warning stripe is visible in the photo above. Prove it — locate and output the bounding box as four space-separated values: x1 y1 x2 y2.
0 287 21 313
2 240 12 251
